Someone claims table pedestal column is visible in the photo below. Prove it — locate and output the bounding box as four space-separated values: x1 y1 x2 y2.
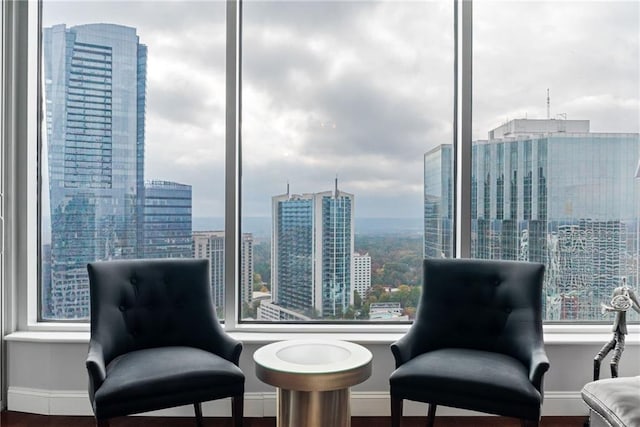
277 388 351 427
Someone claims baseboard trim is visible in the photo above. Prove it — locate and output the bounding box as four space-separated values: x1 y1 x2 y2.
7 387 589 417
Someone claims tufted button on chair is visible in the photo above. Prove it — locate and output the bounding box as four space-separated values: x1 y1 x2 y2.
86 258 244 427
389 258 549 427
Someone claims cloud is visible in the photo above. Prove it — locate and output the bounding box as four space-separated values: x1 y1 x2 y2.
239 1 453 218
42 0 639 219
473 0 639 137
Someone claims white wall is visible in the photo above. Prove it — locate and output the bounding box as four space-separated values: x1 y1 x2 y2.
5 335 640 418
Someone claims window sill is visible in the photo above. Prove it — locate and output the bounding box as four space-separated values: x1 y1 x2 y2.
5 325 640 345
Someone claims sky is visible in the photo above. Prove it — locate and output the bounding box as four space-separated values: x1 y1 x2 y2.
41 0 640 221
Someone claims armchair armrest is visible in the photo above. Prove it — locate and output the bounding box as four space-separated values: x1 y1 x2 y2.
390 325 422 368
528 347 550 392
211 330 243 366
86 340 107 391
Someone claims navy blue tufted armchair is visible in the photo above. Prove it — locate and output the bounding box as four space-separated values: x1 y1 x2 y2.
86 258 244 427
389 258 549 427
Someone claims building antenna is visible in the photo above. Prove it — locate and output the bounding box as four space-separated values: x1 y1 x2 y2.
546 88 550 119
286 180 290 198
334 175 339 198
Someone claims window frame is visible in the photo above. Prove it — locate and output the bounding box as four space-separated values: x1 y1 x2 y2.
5 0 635 335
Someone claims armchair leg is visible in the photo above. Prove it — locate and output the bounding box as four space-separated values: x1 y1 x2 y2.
520 419 539 427
194 402 204 427
232 394 244 427
391 396 403 427
427 404 437 427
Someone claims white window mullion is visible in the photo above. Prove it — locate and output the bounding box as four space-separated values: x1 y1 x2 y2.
455 0 472 258
224 0 241 330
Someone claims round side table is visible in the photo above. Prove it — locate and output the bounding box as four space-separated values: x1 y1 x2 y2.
253 339 373 427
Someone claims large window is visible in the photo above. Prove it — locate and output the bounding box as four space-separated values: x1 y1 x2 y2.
470 1 640 322
39 1 226 320
34 0 639 326
241 0 453 322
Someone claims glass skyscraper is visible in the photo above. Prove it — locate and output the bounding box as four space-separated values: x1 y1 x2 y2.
143 180 192 259
271 182 354 319
424 119 640 321
423 145 453 259
43 24 147 319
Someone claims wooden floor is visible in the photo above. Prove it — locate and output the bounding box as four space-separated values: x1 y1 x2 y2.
0 412 587 427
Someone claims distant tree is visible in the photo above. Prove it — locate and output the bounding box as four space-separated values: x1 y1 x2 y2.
390 284 412 307
253 240 271 285
368 285 386 300
404 306 417 319
354 290 363 309
383 263 410 287
372 267 385 286
409 285 422 308
242 301 257 319
360 302 370 318
341 306 357 319
355 234 422 288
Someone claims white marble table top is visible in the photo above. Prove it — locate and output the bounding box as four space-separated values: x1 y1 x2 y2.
254 338 372 374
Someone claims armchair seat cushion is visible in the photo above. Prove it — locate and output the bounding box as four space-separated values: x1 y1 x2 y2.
94 346 244 419
390 348 542 419
581 376 640 427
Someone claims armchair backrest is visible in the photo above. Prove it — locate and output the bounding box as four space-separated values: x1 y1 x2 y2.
87 258 225 366
413 258 545 364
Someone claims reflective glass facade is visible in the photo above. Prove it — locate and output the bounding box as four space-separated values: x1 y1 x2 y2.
43 24 146 319
271 194 315 316
143 180 192 259
320 192 353 317
423 145 453 259
424 119 640 321
271 185 354 319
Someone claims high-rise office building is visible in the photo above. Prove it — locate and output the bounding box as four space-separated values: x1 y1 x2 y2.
143 180 192 259
193 231 225 311
424 118 640 320
240 233 254 306
41 244 52 318
423 145 453 259
43 24 147 319
256 299 312 321
352 252 372 300
193 231 254 314
271 181 354 318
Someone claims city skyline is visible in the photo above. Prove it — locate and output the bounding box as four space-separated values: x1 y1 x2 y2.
38 2 639 322
41 1 640 219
